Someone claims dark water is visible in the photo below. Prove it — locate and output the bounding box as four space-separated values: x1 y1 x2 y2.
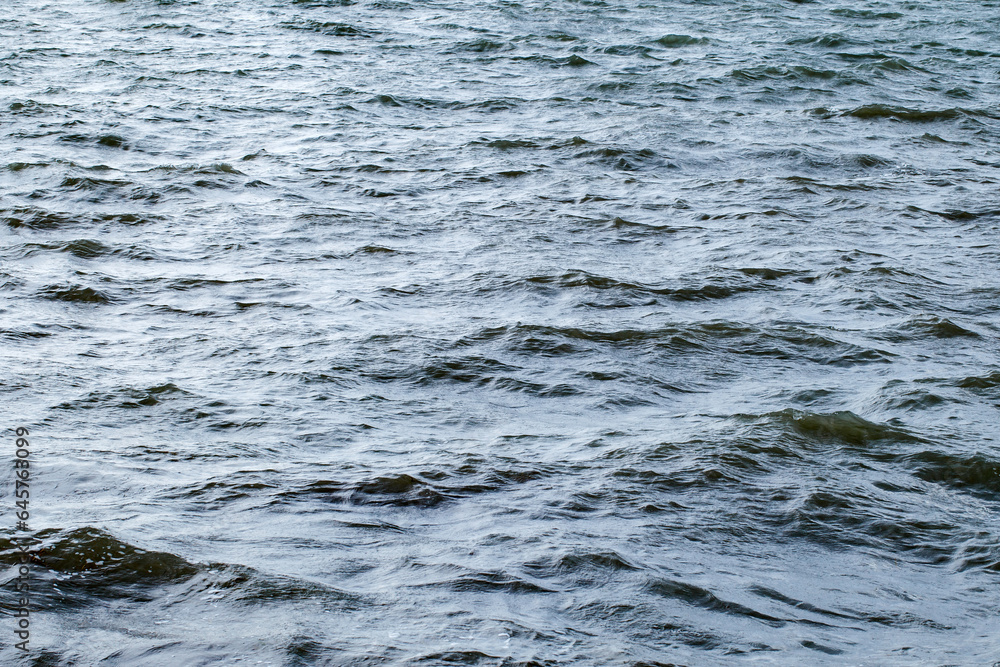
2 0 999 663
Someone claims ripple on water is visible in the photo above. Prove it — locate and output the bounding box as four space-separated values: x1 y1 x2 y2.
2 0 999 663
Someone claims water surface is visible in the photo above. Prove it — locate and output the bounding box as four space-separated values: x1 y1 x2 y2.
1 0 999 664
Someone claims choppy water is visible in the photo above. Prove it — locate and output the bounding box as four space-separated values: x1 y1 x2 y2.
2 0 999 664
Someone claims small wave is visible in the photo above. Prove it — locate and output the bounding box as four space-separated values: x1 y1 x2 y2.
39 284 114 304
0 328 53 341
787 33 863 48
571 146 671 171
292 0 357 6
8 99 71 116
749 585 859 622
363 94 523 113
906 451 1000 497
590 80 641 93
407 651 510 665
890 315 979 340
653 34 708 48
736 267 808 280
2 527 366 614
754 409 999 512
830 8 903 19
875 385 950 412
955 371 1000 390
781 409 920 447
524 550 640 577
166 477 279 506
0 527 198 608
477 137 540 150
147 162 245 175
602 44 654 57
418 570 555 594
779 486 961 557
4 161 51 171
21 239 157 261
789 65 842 80
350 244 407 255
459 321 893 367
55 132 129 148
728 66 787 82
843 104 987 122
447 38 512 53
55 383 192 410
57 175 133 191
407 355 583 397
164 277 270 291
647 578 785 626
512 270 759 300
611 465 739 492
276 467 547 509
511 54 594 67
905 205 1000 221
279 20 375 37
23 239 111 259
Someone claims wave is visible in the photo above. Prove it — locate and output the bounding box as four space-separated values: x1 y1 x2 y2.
842 104 993 122
0 527 365 611
38 284 115 304
275 467 549 509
